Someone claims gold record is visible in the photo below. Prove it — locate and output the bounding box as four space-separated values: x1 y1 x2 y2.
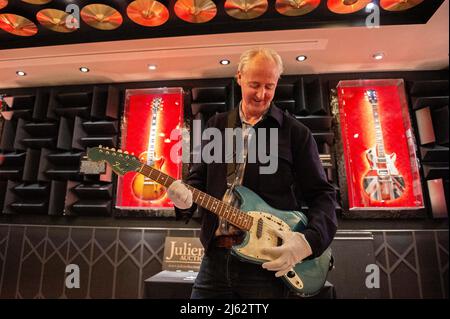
81 4 123 30
0 13 38 36
327 0 371 14
127 0 169 27
0 0 8 10
21 0 52 4
275 0 320 16
174 0 217 23
37 8 78 33
380 0 424 11
224 0 268 20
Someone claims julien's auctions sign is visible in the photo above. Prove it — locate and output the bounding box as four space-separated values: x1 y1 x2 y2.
163 237 204 271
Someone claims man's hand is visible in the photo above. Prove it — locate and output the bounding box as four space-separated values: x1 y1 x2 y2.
261 229 313 277
167 180 193 209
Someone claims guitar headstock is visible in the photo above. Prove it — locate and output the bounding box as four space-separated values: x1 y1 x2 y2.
87 146 141 176
366 89 378 104
151 97 163 113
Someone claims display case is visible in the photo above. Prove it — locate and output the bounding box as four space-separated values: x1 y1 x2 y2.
337 79 425 217
116 88 183 212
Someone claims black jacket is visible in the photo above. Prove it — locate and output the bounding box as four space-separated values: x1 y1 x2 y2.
176 104 337 257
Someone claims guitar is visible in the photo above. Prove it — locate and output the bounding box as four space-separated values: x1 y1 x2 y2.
363 90 405 201
131 97 166 201
87 146 332 296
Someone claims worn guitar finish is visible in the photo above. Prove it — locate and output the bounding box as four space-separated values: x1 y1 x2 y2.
87 146 332 296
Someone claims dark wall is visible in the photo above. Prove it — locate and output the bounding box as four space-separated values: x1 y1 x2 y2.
1 70 448 222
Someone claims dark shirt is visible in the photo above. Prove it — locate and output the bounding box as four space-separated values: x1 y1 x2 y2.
176 104 337 257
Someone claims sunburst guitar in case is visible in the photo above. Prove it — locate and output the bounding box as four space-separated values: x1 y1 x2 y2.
363 90 406 201
88 146 333 297
131 97 166 201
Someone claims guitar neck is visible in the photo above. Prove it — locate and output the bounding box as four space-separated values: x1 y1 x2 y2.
147 110 158 163
369 100 387 158
138 163 253 230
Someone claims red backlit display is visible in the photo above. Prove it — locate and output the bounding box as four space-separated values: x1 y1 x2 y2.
116 88 183 210
337 79 424 210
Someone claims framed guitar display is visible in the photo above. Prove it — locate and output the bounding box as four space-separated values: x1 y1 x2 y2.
336 79 425 217
116 88 183 214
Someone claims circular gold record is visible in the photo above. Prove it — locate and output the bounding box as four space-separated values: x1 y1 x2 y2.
224 0 268 20
127 0 169 27
327 0 371 14
21 0 52 4
275 0 320 16
37 8 78 33
0 0 8 10
174 0 217 23
380 0 424 11
0 13 38 36
81 4 123 30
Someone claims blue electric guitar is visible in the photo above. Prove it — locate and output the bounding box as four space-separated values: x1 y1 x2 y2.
87 146 333 296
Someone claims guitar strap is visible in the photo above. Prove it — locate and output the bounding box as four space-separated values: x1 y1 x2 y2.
222 107 241 207
226 107 238 185
217 107 249 233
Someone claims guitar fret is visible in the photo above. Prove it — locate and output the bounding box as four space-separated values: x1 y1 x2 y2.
225 205 231 220
193 190 199 202
218 202 224 217
205 195 211 210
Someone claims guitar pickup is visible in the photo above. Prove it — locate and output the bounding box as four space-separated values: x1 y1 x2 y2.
377 169 389 176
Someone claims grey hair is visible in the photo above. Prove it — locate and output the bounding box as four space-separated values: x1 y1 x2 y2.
237 48 284 77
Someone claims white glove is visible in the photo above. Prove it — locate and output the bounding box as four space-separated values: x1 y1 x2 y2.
167 180 193 209
261 229 313 277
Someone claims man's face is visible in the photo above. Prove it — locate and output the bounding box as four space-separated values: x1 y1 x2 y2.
237 55 279 116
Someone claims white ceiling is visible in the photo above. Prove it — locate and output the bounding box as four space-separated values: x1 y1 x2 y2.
0 0 448 89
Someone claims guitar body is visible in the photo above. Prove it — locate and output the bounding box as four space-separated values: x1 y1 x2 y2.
230 186 332 297
132 152 166 201
363 146 405 201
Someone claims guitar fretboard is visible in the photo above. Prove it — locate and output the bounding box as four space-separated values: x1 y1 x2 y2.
368 95 386 159
138 164 253 231
147 98 161 164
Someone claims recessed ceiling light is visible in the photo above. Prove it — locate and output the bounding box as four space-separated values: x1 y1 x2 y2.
296 55 307 62
148 64 157 70
219 59 230 65
373 52 384 60
79 67 89 73
16 71 26 76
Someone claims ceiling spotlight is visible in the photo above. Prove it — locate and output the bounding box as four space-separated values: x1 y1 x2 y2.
372 52 384 60
79 67 89 73
16 70 26 76
296 55 307 62
148 64 157 70
220 59 230 65
366 3 375 10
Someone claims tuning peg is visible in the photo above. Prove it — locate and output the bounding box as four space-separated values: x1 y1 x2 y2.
124 151 129 154
117 149 122 153
131 152 134 156
99 144 103 148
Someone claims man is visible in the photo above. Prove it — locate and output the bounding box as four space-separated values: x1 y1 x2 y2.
168 48 337 298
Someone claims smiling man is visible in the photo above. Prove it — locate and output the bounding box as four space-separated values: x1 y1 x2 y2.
167 48 337 299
